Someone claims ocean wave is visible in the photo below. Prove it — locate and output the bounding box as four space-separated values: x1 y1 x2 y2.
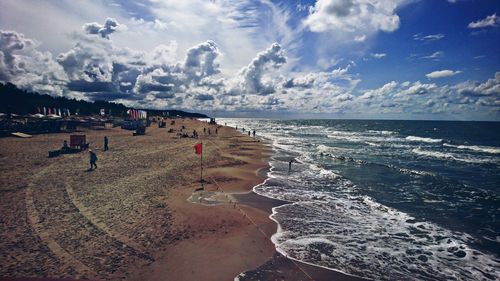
387 165 435 177
405 135 443 143
367 130 397 135
327 133 403 144
447 144 500 154
225 118 500 281
269 198 500 281
365 141 382 147
412 148 494 164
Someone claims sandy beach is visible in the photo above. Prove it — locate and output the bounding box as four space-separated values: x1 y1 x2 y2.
0 119 364 281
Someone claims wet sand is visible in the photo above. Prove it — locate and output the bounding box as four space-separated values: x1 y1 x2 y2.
0 118 366 281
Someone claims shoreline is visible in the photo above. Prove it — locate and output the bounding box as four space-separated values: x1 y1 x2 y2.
0 118 367 281
229 134 369 281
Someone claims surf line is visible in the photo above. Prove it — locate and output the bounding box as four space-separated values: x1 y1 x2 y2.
204 137 314 280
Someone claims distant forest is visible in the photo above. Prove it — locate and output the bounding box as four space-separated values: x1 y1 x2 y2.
0 82 208 118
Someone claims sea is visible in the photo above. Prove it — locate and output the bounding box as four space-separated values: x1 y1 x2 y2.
218 118 500 281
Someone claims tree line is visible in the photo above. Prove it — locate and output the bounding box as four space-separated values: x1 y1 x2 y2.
0 82 208 118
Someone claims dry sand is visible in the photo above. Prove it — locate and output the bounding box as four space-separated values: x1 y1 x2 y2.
0 119 365 281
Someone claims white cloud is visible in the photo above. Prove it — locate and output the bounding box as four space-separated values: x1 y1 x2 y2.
354 34 366 42
371 53 387 59
400 81 438 95
303 0 406 34
228 43 287 96
421 51 444 60
426 70 462 79
359 81 397 99
83 18 124 39
454 72 500 96
0 2 498 119
0 30 67 95
413 33 445 42
468 14 499 29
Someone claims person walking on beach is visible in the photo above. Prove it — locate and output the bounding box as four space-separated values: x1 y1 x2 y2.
89 149 98 170
103 136 109 151
253 130 256 137
288 159 294 173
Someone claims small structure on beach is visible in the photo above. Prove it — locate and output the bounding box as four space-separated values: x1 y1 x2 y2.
48 134 89 158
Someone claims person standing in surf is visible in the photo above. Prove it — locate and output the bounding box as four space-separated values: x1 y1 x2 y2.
288 159 294 173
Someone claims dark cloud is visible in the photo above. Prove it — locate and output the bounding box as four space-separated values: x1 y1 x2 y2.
86 91 134 101
1 24 498 117
155 92 175 99
83 18 122 39
195 94 214 101
0 30 31 79
0 30 67 95
67 80 116 92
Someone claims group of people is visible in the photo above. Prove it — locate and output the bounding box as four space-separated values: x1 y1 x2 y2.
202 127 220 135
240 127 257 138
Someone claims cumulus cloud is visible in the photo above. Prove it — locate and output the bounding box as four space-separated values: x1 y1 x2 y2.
228 43 286 95
454 72 500 96
400 81 438 95
304 0 405 34
468 14 499 29
283 73 316 88
1 20 498 118
183 40 220 79
359 81 397 99
426 70 462 79
83 18 123 39
0 30 67 95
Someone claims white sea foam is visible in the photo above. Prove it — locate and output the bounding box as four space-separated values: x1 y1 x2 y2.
454 144 500 154
367 130 397 135
405 135 443 143
412 148 494 164
267 192 500 281
222 118 500 281
327 133 403 144
390 165 435 177
365 141 382 147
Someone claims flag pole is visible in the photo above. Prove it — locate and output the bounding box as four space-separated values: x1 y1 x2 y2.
200 141 203 189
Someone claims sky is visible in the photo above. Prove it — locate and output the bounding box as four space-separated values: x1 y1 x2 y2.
0 0 499 120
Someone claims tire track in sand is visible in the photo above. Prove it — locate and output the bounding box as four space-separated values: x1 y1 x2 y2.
25 164 95 278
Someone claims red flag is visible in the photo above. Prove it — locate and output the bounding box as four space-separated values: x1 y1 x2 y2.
194 143 202 155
